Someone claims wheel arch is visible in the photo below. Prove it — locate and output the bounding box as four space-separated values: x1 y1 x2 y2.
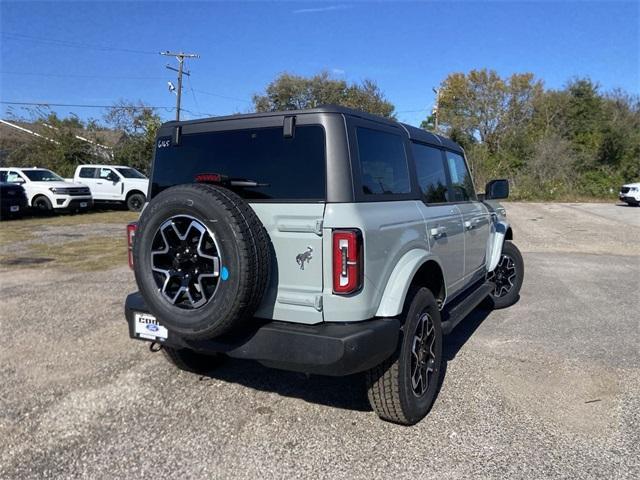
375 250 447 318
30 193 50 207
487 221 512 272
126 189 146 200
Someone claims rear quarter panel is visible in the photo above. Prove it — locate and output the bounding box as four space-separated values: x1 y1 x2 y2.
322 201 428 322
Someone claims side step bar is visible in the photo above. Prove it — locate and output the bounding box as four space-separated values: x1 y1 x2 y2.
441 281 494 335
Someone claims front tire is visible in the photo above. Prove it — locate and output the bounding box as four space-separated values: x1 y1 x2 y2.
162 346 222 374
366 288 443 425
32 195 53 214
487 240 524 309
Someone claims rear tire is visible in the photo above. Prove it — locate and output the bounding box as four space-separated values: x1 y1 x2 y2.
366 288 443 425
127 192 145 212
162 347 222 374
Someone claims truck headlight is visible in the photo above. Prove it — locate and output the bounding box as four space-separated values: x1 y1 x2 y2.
49 187 70 195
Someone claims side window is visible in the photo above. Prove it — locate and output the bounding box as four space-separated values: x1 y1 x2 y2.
0 171 6 182
79 167 97 178
445 151 476 202
100 168 119 181
411 143 449 203
99 168 113 179
356 127 410 195
6 171 23 183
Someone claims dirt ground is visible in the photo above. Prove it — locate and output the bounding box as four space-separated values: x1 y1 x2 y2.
1 203 639 479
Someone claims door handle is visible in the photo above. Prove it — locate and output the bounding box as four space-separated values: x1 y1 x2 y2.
430 226 447 239
97 182 103 185
464 221 475 230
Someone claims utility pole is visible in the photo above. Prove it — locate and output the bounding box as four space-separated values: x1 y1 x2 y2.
160 51 199 121
432 87 440 132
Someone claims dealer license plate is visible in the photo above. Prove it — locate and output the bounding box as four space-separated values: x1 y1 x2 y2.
80 202 88 208
134 312 168 341
10 206 19 212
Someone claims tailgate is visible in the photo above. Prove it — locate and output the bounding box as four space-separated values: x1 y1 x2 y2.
250 203 326 324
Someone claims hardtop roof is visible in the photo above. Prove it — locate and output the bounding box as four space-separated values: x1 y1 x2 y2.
164 104 464 153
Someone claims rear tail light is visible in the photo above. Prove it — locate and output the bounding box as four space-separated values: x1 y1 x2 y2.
127 222 138 269
332 229 363 294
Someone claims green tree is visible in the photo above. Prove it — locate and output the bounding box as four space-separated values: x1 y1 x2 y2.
253 71 395 118
7 113 96 176
104 100 162 174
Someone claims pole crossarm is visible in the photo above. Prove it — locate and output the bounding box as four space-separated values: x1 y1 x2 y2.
160 51 199 121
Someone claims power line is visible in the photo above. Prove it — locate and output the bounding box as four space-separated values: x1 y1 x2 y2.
1 31 158 55
1 100 173 110
192 88 252 104
0 70 165 80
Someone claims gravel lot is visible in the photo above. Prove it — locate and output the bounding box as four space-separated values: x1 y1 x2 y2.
1 203 639 479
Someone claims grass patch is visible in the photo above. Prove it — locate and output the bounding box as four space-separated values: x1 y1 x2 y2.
0 235 129 271
30 235 129 271
0 210 137 270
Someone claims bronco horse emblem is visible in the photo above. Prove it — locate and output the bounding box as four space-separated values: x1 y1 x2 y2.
296 246 313 270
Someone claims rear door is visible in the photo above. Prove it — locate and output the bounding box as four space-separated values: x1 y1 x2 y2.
411 142 466 295
444 150 491 280
151 117 327 324
77 167 99 196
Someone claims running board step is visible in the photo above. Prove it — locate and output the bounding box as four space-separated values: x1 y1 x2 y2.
441 282 494 335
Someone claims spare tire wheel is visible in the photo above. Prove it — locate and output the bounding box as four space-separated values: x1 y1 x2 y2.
133 183 271 339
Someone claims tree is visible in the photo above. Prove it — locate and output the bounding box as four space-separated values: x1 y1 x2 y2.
434 69 542 153
253 71 395 118
6 113 96 177
104 100 162 174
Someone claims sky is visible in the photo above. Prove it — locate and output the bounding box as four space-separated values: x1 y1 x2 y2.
1 0 638 126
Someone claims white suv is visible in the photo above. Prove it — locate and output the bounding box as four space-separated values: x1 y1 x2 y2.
0 167 92 213
73 165 149 211
619 182 640 206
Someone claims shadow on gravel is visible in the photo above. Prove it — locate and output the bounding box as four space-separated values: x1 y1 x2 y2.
199 358 372 412
193 306 495 414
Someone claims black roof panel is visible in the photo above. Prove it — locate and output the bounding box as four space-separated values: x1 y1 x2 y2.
166 104 464 153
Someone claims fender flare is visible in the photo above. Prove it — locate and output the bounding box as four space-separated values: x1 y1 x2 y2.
487 220 512 272
126 189 146 199
375 249 445 318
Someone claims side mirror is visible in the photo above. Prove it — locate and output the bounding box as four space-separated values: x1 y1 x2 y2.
485 179 509 200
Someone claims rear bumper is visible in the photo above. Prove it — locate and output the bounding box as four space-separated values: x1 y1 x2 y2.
125 292 400 376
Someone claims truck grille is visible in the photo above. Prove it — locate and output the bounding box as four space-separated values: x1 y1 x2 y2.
68 187 91 196
620 187 630 194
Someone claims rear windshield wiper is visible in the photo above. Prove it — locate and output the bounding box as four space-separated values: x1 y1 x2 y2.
195 173 269 188
228 179 270 188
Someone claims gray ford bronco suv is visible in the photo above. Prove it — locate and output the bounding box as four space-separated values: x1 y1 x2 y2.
125 105 523 425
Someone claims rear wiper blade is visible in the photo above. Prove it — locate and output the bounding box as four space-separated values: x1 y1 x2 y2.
229 179 270 188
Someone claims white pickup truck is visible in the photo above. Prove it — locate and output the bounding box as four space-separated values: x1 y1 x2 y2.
73 165 149 211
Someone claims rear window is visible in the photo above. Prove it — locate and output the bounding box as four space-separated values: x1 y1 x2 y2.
79 167 97 178
151 126 326 200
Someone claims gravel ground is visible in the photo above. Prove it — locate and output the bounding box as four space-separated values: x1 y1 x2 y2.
1 202 639 479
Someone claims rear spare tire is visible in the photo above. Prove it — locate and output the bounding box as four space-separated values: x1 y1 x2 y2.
133 183 271 339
